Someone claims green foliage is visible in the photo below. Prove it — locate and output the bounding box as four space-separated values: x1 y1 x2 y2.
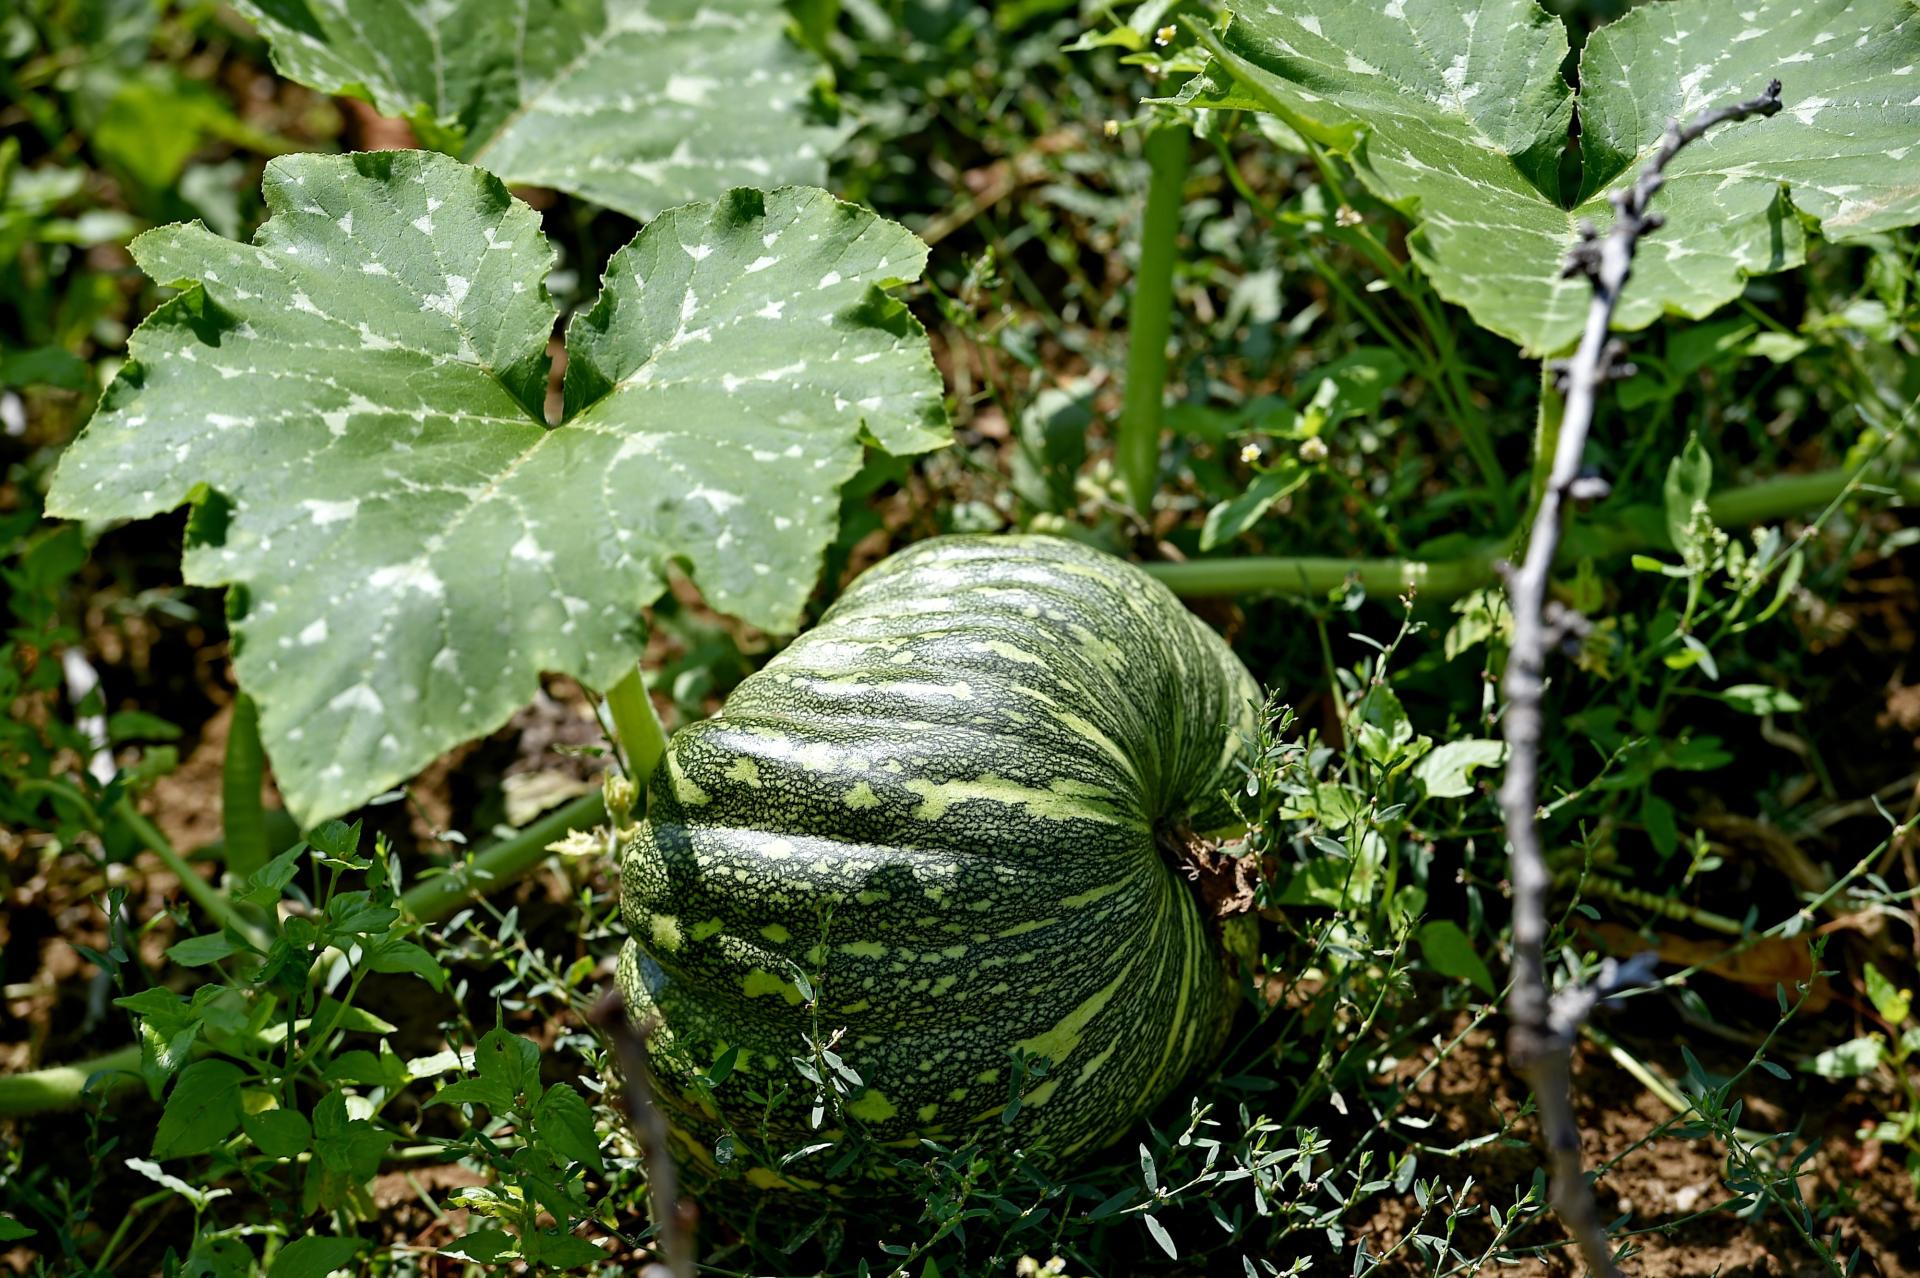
234 0 846 222
1828 962 1920 1186
0 503 185 862
6 0 1920 1274
1194 0 1920 353
96 818 630 1272
48 151 947 823
1 514 98 836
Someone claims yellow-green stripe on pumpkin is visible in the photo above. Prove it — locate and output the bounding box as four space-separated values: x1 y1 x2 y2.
619 534 1259 1187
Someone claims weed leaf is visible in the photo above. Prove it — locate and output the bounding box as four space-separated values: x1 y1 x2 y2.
311 1089 393 1179
1417 919 1496 996
165 931 242 967
1201 462 1308 551
267 1234 361 1278
1802 1035 1885 1079
533 1082 606 1174
154 1058 245 1158
1412 739 1504 799
241 1106 312 1159
1144 1212 1178 1258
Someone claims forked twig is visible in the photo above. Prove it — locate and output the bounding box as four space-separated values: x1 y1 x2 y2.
590 988 697 1278
1501 78 1782 1276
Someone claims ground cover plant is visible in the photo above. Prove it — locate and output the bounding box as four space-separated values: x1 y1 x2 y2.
4 0 1920 1274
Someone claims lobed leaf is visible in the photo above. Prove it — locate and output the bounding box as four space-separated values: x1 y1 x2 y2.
48 151 946 824
1201 0 1920 353
235 0 847 222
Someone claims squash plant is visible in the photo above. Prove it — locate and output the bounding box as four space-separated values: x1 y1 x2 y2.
1190 0 1920 355
231 0 845 223
1113 0 1920 587
619 534 1261 1185
46 150 947 825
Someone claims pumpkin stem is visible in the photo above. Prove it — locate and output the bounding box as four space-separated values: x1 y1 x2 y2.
1157 818 1260 924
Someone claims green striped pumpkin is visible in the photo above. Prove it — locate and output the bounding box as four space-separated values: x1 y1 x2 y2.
617 534 1259 1187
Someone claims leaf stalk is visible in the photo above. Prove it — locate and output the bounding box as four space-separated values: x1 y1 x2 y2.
1118 122 1192 514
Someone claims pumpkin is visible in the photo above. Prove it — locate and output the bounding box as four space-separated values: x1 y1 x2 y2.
617 534 1259 1186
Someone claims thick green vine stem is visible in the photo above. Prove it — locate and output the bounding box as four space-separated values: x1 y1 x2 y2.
1117 121 1191 514
403 664 664 923
398 789 609 925
0 1044 142 1117
1144 552 1494 600
1144 463 1920 599
1528 362 1565 522
603 664 670 793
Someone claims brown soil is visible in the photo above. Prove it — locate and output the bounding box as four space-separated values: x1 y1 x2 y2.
1356 1016 1920 1277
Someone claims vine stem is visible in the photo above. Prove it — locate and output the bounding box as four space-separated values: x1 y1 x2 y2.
1498 79 1783 1278
1141 459 1912 598
594 667 694 1276
1530 362 1565 521
603 663 670 792
402 663 664 924
0 1044 142 1117
1117 121 1190 514
1145 550 1493 599
222 691 269 877
398 790 608 925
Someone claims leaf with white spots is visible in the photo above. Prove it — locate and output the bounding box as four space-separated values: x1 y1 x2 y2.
47 150 946 824
1199 0 1920 353
234 0 844 222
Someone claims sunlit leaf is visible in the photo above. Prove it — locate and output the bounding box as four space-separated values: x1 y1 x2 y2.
1200 0 1920 353
48 151 945 823
1411 738 1504 800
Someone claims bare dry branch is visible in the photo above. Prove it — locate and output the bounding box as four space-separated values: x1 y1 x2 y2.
590 988 697 1278
1501 78 1782 1277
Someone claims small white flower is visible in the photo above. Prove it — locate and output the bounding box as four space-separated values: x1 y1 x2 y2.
1239 442 1261 465
1300 436 1329 463
1103 119 1120 138
1154 24 1177 45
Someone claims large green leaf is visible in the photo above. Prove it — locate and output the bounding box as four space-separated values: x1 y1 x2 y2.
48 150 945 824
235 0 845 221
1201 0 1920 353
